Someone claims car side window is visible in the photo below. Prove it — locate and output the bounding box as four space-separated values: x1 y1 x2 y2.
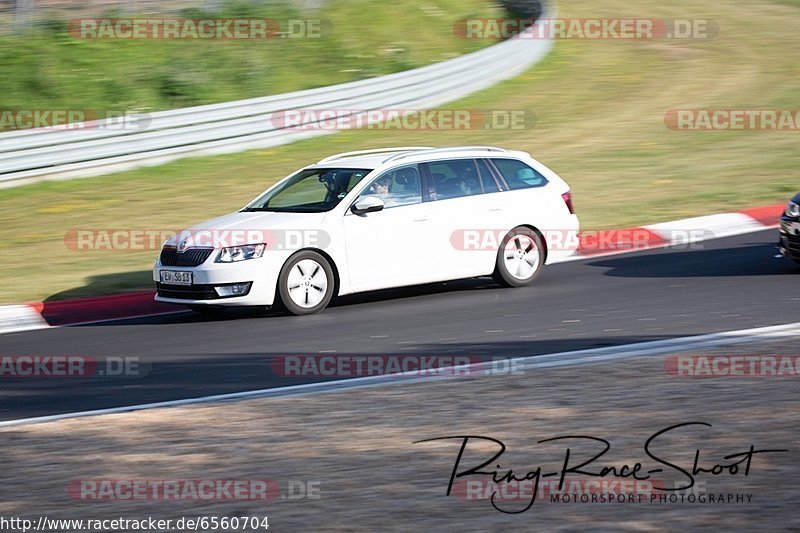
426 159 482 201
491 159 548 189
358 165 422 208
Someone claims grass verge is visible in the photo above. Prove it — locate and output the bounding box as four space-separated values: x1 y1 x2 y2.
0 0 499 112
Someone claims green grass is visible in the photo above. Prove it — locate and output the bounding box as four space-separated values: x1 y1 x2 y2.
1 0 799 303
0 0 500 112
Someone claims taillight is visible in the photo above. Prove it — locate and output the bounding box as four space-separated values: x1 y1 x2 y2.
562 191 574 214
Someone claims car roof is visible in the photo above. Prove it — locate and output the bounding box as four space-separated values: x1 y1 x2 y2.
306 146 531 171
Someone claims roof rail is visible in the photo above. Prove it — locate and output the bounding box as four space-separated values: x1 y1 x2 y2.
316 147 434 165
382 145 508 164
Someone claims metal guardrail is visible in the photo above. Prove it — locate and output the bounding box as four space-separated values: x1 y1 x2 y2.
0 5 553 188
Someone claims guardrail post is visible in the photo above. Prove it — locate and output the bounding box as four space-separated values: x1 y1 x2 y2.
13 0 34 33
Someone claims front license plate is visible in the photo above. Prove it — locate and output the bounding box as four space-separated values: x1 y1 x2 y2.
160 270 192 286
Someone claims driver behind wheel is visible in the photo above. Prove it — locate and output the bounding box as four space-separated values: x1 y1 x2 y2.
370 175 392 198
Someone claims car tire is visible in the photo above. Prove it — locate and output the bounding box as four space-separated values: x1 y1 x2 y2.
492 226 544 287
277 250 335 315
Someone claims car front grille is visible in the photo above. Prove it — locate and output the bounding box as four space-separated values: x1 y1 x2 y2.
156 283 220 300
159 247 214 267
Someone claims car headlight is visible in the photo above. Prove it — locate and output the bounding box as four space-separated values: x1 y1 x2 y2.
216 243 266 263
787 201 800 218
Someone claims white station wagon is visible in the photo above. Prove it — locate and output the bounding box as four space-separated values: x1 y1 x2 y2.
154 146 579 315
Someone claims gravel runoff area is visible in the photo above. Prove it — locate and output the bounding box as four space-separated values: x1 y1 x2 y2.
1 337 798 532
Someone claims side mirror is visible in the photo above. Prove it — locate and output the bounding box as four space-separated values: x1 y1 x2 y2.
351 196 385 216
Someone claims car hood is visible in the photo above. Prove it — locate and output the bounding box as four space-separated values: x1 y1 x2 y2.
189 210 326 231
164 211 329 249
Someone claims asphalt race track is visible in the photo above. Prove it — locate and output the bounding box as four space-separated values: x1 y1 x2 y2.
0 229 797 422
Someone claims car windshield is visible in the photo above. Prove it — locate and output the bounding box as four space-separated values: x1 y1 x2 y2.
243 168 372 213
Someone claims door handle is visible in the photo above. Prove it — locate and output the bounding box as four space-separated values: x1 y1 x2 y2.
489 208 502 212
412 217 428 222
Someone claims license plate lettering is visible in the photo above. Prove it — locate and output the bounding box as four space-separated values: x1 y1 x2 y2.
160 270 192 285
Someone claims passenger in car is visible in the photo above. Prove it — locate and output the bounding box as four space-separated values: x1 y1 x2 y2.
370 175 392 197
457 168 481 196
437 179 463 199
369 175 398 207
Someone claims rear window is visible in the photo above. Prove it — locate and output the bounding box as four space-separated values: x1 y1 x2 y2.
491 159 548 190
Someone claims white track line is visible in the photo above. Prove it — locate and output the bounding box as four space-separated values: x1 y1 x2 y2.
1 321 798 429
0 305 48 334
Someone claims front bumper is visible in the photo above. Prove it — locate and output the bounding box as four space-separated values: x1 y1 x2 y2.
155 281 253 301
778 218 800 260
153 251 283 306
